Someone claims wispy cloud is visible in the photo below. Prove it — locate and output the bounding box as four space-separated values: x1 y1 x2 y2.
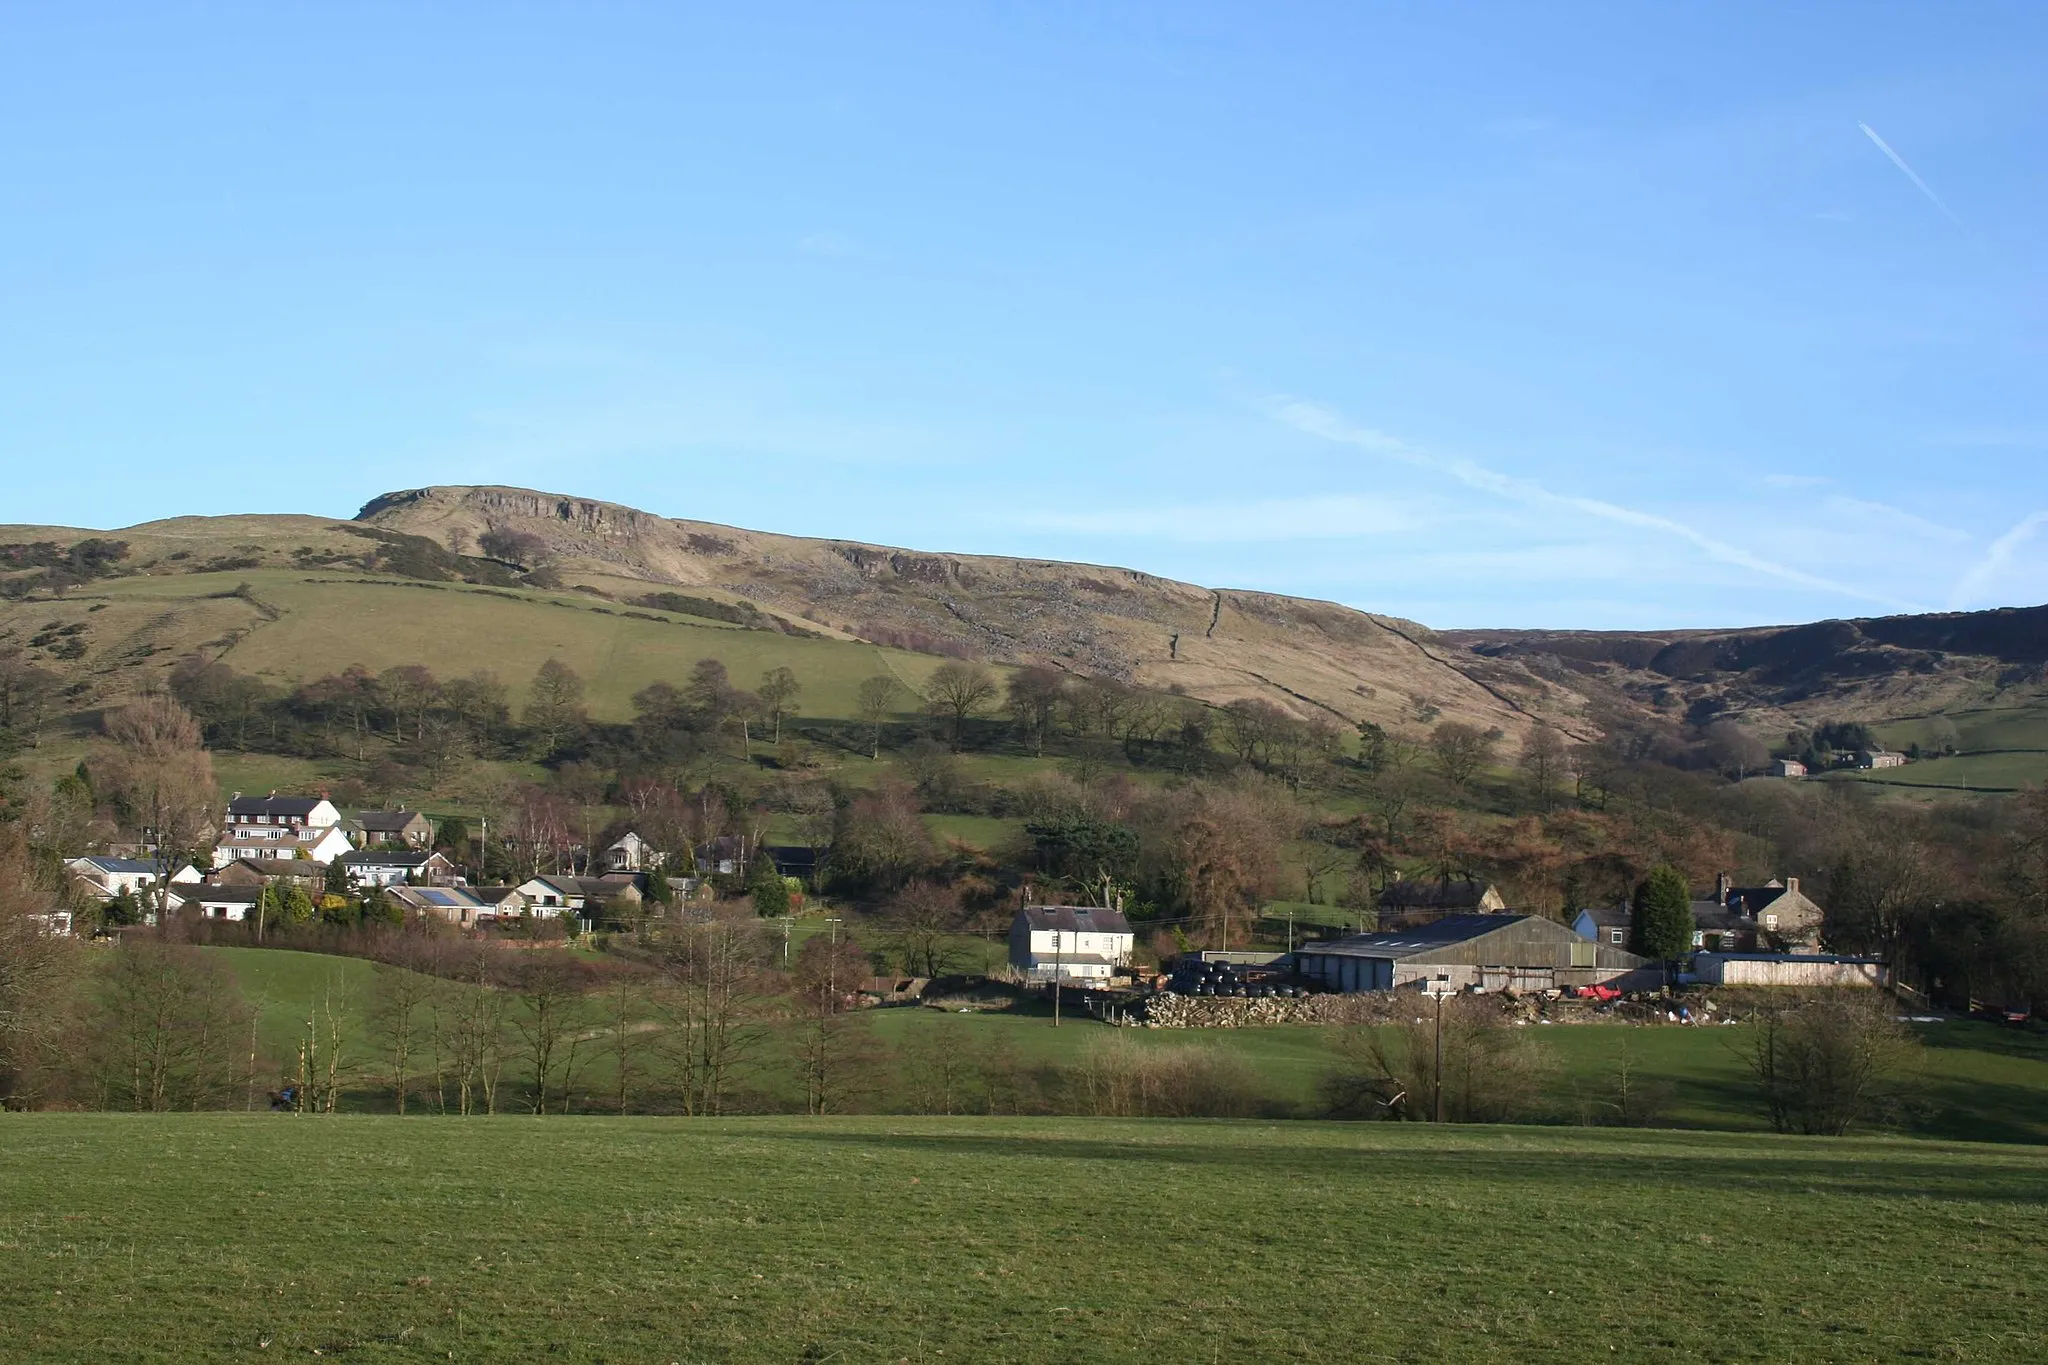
1763 473 1829 488
1950 509 2048 608
1021 494 1417 543
1858 122 1970 235
1268 396 1921 610
1823 495 1973 543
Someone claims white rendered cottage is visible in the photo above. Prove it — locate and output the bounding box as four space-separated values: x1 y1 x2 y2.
1008 904 1135 984
213 794 351 867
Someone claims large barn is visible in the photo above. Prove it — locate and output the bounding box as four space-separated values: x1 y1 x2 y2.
1294 914 1655 994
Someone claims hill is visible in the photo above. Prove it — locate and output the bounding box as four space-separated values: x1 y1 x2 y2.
1 488 1596 750
1447 609 2048 737
3 1113 2043 1361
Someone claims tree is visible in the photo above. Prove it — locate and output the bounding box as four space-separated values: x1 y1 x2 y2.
1630 865 1694 960
750 863 792 917
882 881 966 977
1703 720 1769 781
657 915 773 1116
1321 997 1554 1123
1005 667 1067 757
1429 722 1499 789
0 827 77 1104
369 956 440 1115
1749 995 1918 1135
522 659 587 758
1518 725 1569 813
790 932 879 1115
97 696 215 920
756 667 801 745
924 661 998 752
508 954 593 1115
855 675 905 759
90 940 253 1112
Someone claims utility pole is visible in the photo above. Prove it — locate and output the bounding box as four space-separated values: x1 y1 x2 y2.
1052 927 1061 1028
782 916 792 966
824 917 843 1013
1431 974 1451 1124
1286 911 1295 953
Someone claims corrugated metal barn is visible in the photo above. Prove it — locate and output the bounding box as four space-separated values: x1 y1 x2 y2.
1295 914 1655 993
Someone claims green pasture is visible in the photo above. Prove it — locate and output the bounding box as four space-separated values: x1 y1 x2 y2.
201 950 2048 1142
3 1114 2045 1363
74 569 966 722
1831 750 2048 793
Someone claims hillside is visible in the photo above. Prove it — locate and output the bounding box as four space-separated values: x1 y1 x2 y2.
1446 608 2048 738
1 488 1593 743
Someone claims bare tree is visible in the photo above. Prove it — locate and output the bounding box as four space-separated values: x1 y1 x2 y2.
855 674 905 759
657 915 773 1116
370 953 441 1115
0 829 80 1104
438 948 510 1115
756 666 802 745
91 940 253 1112
1005 666 1067 757
522 658 587 759
924 661 998 752
509 954 593 1114
1518 724 1569 813
1749 995 1919 1135
791 932 878 1115
1321 997 1554 1123
1429 722 1500 790
882 880 966 977
97 696 215 920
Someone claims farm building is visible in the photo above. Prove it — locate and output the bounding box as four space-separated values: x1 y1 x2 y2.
1692 954 1887 988
1376 878 1506 917
1296 914 1655 994
1769 758 1807 778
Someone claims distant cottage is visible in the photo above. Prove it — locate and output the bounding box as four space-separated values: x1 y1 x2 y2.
1008 905 1134 984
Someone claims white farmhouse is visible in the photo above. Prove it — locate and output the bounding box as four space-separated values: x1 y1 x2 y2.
1008 904 1135 984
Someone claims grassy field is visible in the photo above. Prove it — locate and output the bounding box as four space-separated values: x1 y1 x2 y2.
1832 750 2048 793
201 950 2048 1142
41 568 969 723
1850 704 2048 792
2 1114 2044 1363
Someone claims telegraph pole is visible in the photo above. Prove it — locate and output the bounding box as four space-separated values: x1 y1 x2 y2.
1431 974 1451 1124
1052 928 1062 1027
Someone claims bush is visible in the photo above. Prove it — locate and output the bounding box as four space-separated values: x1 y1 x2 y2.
1069 1036 1267 1118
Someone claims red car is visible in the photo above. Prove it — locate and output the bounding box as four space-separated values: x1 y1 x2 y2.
1571 984 1623 1002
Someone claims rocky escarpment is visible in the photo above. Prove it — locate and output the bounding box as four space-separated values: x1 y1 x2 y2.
357 485 1595 741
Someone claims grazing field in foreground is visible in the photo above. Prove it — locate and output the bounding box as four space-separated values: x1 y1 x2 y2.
2 1116 2043 1363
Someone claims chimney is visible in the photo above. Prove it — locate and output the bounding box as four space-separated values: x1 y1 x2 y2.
1785 875 1799 896
1715 872 1732 905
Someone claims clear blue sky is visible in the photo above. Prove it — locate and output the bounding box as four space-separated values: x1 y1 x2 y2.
4 3 2046 629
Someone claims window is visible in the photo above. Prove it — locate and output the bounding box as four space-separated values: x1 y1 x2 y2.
1609 929 1623 944
1763 914 1777 928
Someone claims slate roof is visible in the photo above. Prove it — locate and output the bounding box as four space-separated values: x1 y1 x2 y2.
226 796 327 818
355 810 428 832
1377 878 1499 911
1017 905 1133 935
1302 914 1538 959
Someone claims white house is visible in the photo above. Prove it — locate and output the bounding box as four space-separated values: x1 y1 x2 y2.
337 849 457 890
214 794 351 866
604 832 663 873
66 855 202 898
171 886 264 922
1008 904 1135 984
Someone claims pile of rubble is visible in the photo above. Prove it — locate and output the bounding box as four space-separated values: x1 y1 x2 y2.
1136 988 1707 1029
1134 992 1412 1028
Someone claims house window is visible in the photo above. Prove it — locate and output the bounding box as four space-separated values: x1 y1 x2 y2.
1609 930 1623 944
1763 914 1777 928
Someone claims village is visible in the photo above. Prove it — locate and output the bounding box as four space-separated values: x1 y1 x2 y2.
50 789 1892 1024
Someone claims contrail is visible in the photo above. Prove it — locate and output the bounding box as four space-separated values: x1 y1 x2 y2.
1950 509 2048 609
1270 396 1921 612
1859 121 1969 233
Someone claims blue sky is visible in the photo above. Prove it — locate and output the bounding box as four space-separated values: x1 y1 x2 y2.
4 2 2046 629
